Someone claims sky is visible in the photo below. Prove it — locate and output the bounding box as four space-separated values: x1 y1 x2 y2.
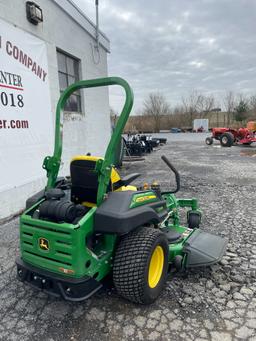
72 0 256 114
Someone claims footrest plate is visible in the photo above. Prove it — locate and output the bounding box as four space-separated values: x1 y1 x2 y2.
183 229 227 267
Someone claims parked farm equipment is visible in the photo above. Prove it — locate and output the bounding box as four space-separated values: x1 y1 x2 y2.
206 122 256 147
123 134 165 157
123 135 146 156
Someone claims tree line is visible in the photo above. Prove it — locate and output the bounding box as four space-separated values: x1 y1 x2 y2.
113 91 256 133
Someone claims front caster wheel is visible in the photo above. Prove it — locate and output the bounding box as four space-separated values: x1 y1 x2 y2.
113 227 169 304
187 211 201 229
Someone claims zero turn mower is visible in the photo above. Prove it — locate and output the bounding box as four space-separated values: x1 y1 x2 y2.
16 77 227 304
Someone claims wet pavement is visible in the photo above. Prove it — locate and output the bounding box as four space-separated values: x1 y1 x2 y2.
0 133 256 341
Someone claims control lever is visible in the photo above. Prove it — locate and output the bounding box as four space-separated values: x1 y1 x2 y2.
161 155 180 194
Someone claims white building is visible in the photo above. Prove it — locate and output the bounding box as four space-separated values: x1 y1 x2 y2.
0 0 111 221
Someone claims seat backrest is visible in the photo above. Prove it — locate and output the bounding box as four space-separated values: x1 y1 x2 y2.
70 156 99 206
70 155 122 206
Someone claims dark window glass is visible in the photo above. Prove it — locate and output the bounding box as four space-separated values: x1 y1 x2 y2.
57 50 81 112
65 94 81 112
68 75 75 85
57 53 66 73
67 58 75 75
58 72 68 91
74 62 79 79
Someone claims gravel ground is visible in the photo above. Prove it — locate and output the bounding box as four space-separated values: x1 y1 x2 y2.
1 133 256 341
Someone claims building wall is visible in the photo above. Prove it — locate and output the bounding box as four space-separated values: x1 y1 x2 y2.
0 0 111 220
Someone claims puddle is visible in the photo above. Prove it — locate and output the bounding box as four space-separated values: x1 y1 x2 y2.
240 150 256 157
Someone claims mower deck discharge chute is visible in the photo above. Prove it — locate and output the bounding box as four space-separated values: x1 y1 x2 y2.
16 77 227 304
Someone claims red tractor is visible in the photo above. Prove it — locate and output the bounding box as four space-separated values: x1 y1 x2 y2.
206 122 256 147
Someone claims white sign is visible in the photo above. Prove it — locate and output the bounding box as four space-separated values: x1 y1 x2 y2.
0 19 53 192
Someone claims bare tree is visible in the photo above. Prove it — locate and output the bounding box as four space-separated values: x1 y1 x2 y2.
182 90 204 127
234 94 249 122
142 93 171 132
201 95 215 116
249 95 256 111
223 91 235 125
248 95 256 119
237 93 249 104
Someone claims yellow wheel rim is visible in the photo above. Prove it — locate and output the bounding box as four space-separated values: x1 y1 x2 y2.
148 245 164 288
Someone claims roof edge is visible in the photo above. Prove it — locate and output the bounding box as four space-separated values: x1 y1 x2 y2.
53 0 110 52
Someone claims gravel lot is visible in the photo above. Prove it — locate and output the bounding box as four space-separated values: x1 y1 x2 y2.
1 133 256 341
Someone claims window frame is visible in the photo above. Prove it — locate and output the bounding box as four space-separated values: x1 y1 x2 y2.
56 49 82 114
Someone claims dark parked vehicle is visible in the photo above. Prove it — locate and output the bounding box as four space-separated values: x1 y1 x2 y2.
170 128 181 133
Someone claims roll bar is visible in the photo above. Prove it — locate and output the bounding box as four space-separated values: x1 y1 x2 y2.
43 77 134 205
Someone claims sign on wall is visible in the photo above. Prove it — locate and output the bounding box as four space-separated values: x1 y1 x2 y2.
0 19 53 192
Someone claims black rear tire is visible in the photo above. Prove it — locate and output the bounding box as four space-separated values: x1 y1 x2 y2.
205 137 213 145
113 227 169 304
220 132 234 147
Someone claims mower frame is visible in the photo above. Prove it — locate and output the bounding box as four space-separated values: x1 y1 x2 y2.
16 77 227 303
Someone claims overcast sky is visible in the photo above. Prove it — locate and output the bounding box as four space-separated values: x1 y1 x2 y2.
73 0 256 114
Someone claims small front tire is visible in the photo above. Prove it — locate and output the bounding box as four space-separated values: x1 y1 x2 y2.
205 137 213 145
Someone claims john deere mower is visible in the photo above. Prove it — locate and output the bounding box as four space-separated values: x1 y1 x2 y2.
16 77 227 304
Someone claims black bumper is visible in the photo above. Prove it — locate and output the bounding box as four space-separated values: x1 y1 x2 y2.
16 257 102 302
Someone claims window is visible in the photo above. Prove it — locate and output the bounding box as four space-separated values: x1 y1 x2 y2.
57 50 81 112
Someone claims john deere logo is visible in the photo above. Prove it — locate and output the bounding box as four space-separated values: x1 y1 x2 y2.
39 238 49 251
135 195 156 203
